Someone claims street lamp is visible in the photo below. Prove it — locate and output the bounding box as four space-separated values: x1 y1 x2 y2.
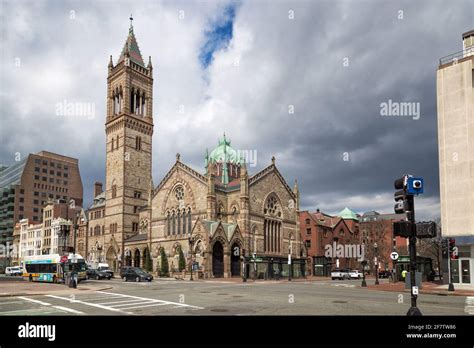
374 242 379 285
188 236 195 281
288 237 293 281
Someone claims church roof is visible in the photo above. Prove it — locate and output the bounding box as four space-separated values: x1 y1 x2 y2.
117 23 145 67
337 207 359 221
205 133 243 185
202 220 238 242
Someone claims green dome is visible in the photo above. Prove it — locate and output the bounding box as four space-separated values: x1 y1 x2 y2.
207 134 241 164
338 207 359 221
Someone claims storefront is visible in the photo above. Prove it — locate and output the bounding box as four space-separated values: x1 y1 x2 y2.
450 244 473 285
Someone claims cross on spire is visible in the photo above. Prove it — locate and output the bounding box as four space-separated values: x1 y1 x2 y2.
130 14 133 27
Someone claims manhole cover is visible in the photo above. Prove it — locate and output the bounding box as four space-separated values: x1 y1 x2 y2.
199 291 211 293
210 308 228 312
232 295 243 298
217 293 228 295
332 300 348 304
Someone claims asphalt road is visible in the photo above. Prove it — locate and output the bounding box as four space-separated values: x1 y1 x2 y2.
0 278 471 316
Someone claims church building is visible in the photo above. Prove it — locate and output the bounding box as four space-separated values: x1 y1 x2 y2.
79 19 306 279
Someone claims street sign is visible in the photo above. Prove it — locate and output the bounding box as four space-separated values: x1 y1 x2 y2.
390 252 399 261
60 255 68 263
288 254 291 265
412 286 419 295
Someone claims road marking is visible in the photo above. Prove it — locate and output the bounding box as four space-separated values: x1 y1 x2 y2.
18 296 51 306
464 297 474 315
110 301 154 308
97 299 146 306
119 303 168 310
52 306 84 315
96 291 204 309
0 301 25 305
46 294 133 315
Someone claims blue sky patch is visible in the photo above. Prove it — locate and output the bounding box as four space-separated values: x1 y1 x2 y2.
199 4 237 68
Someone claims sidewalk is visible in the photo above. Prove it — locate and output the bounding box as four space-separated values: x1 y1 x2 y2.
365 280 474 296
0 280 112 297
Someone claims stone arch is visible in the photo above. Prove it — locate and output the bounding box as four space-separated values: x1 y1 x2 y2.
133 248 141 267
106 246 118 272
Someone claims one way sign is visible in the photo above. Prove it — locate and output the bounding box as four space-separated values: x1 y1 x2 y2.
390 252 399 261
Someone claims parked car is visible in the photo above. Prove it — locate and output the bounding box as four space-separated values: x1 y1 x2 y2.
120 266 134 278
5 266 23 276
378 270 391 279
86 268 112 280
349 270 362 279
122 268 153 282
97 263 114 278
331 269 351 280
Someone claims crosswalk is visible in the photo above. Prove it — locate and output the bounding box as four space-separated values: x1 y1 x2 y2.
45 291 204 315
464 297 474 314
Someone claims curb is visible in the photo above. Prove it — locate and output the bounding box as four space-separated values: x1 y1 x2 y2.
363 286 474 297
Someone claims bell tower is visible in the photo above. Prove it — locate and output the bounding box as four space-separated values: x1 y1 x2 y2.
104 17 154 268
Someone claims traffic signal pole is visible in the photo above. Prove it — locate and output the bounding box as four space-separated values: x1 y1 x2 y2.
406 195 422 316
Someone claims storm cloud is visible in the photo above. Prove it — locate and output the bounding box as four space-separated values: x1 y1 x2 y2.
0 0 472 220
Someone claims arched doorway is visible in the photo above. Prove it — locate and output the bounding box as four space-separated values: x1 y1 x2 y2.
125 250 132 266
212 241 224 278
230 242 241 277
106 247 117 272
134 249 141 267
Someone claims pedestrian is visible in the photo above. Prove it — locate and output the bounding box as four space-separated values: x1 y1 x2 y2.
402 269 407 280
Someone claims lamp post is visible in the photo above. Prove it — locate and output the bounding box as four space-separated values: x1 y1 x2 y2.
188 236 195 281
374 242 379 285
361 260 367 287
288 237 293 281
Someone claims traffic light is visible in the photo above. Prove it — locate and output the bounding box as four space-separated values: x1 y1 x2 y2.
394 175 410 214
449 239 458 260
442 239 449 257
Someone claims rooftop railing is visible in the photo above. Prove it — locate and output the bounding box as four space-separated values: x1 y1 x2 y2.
439 46 474 65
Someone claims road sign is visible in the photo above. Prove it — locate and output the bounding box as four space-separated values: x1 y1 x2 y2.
390 252 399 261
60 255 68 263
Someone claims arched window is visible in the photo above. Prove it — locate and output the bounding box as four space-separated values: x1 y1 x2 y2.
187 208 192 234
182 209 186 235
116 136 119 149
135 136 141 151
112 184 117 199
111 137 115 151
263 194 282 253
177 210 181 235
305 218 311 225
172 211 176 235
166 212 171 236
130 88 135 114
174 185 184 201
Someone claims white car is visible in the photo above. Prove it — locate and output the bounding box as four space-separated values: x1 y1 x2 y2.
349 270 362 279
331 269 351 280
5 266 23 276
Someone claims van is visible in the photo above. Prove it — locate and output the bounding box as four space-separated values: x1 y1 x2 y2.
6 266 23 276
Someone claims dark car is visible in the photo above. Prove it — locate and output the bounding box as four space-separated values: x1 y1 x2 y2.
122 268 153 282
120 266 134 278
86 268 112 280
97 266 114 278
378 270 391 279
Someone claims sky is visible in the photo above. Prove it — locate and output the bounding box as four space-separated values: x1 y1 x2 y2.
0 0 472 220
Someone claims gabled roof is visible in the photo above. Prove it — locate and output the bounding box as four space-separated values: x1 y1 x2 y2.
117 24 145 67
202 220 238 242
88 191 106 210
249 163 296 200
155 160 207 195
125 233 147 243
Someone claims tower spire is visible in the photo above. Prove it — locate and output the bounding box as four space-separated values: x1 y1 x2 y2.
129 14 133 31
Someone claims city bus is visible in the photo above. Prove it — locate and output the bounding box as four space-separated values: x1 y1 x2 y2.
22 253 87 283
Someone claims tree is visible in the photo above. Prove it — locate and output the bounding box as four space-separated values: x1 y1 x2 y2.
417 218 443 273
144 248 153 272
159 247 169 277
178 246 186 272
360 219 390 273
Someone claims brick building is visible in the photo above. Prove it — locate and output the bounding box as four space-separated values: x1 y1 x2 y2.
300 208 360 276
0 151 83 269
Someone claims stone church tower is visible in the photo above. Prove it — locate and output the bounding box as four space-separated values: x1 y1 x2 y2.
104 19 154 269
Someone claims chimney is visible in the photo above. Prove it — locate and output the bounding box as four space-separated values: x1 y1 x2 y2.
316 208 320 213
94 182 103 197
